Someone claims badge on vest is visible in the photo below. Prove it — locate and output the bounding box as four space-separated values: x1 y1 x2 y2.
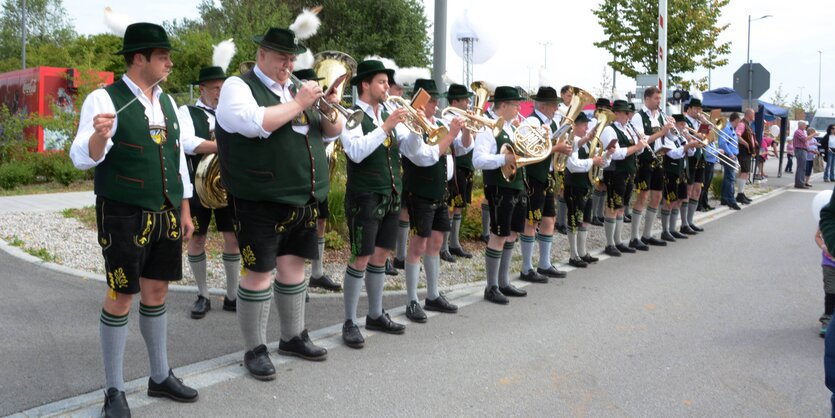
293 111 309 126
149 124 168 145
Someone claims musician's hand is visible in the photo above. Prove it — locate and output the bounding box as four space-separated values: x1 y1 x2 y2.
555 142 573 155
382 107 408 133
294 80 324 109
324 87 340 104
182 215 194 243
592 156 604 167
639 138 649 149
449 117 465 136
662 122 674 133
93 113 115 139
504 152 517 166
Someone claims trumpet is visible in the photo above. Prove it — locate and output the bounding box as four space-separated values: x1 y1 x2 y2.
440 107 504 137
500 119 552 182
383 89 449 145
286 70 365 129
683 125 740 171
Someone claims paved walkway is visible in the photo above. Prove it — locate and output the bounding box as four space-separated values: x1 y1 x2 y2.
0 191 95 213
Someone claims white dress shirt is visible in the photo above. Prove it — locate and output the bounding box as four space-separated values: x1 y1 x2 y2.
684 114 702 157
443 112 475 157
600 123 628 161
631 105 676 153
178 98 215 156
216 64 309 138
473 110 513 170
567 137 610 173
70 74 192 199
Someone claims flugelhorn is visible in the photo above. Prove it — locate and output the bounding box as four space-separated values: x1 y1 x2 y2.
312 51 364 130
286 70 364 129
500 120 552 182
587 108 615 186
440 107 504 137
384 88 449 145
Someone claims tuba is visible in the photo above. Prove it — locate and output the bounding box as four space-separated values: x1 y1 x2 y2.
587 108 615 187
194 132 228 209
553 88 596 171
385 88 449 145
313 51 361 180
470 81 491 116
500 120 552 182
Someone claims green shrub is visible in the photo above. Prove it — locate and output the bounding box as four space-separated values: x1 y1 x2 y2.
53 158 83 186
710 169 723 200
460 192 486 241
324 230 345 250
0 161 36 189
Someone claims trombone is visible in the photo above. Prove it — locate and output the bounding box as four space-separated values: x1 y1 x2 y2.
698 112 739 146
383 90 449 145
285 70 365 129
682 126 740 171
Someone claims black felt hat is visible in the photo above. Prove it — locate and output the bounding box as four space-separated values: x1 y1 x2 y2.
115 23 174 55
252 27 306 55
489 86 525 102
595 98 611 109
446 83 473 100
531 86 558 102
413 78 444 98
575 112 591 124
292 69 323 81
687 98 703 108
673 114 686 123
193 66 227 85
351 60 396 86
612 100 630 112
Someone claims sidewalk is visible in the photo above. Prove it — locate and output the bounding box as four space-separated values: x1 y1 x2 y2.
0 190 95 213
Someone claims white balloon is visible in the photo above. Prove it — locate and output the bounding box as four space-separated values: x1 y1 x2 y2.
769 124 780 138
450 8 497 65
813 190 833 222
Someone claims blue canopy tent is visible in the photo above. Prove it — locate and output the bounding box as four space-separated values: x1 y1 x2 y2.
696 87 790 177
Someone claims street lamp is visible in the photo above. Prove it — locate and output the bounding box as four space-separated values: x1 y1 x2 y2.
746 14 773 109
819 50 823 108
539 41 552 69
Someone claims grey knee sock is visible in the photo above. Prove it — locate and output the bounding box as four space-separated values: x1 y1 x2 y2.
396 220 409 260
139 303 169 384
594 191 605 218
536 232 553 269
405 261 420 302
188 252 208 297
737 179 746 194
485 247 502 287
450 213 463 248
499 241 515 287
660 209 671 233
671 208 680 232
273 281 307 342
343 266 364 322
604 217 616 246
312 236 325 278
441 231 450 253
520 234 535 273
688 199 698 226
642 207 657 238
237 285 272 350
423 255 440 300
481 203 491 237
557 197 568 226
222 253 240 300
679 204 688 228
365 264 385 318
568 231 578 258
578 227 589 257
100 310 128 391
625 205 633 217
630 209 643 241
615 216 624 245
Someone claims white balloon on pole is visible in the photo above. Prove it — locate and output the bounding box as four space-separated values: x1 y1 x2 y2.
450 8 497 65
812 190 833 222
769 124 780 138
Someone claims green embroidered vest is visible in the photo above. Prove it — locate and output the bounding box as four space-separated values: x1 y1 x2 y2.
525 111 557 182
613 125 637 174
565 142 592 190
346 105 401 196
638 110 665 163
482 126 524 191
185 105 211 184
402 119 448 200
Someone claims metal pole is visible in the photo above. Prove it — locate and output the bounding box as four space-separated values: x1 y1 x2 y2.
433 0 447 99
539 41 551 69
21 0 26 69
747 15 752 110
819 50 823 109
658 0 668 112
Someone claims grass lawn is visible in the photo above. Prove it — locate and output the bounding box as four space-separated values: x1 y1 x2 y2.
0 180 94 197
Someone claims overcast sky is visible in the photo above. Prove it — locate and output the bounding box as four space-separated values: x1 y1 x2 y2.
62 0 834 108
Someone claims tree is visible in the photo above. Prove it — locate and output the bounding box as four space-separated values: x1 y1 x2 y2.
770 83 788 107
592 0 731 83
594 66 612 99
804 94 817 114
0 0 76 70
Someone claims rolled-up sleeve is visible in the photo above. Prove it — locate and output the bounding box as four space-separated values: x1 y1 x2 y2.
177 105 205 156
179 144 193 199
216 76 270 138
398 124 439 167
70 89 116 170
452 130 474 156
567 140 594 173
472 130 505 170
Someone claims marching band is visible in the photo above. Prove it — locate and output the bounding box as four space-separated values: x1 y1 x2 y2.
70 16 731 418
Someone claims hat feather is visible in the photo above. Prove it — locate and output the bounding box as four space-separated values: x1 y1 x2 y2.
395 67 430 87
289 6 322 41
103 6 136 37
482 80 499 93
442 72 459 86
212 39 236 73
363 55 399 72
294 48 315 70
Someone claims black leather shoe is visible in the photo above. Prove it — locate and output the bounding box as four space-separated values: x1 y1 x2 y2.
690 224 704 232
629 238 649 251
449 246 473 258
555 225 568 235
309 274 342 291
727 202 741 210
519 269 548 283
484 286 509 305
568 257 588 268
392 257 405 270
405 300 427 323
305 290 309 303
536 265 567 278
102 387 130 418
147 369 198 403
342 320 365 348
624 214 632 223
736 194 750 205
660 232 676 242
581 253 600 263
680 226 697 235
222 296 236 312
670 231 688 239
243 344 276 381
440 250 456 263
425 293 458 313
642 236 667 246
590 217 604 226
604 245 622 256
365 311 406 334
190 295 211 319
384 259 399 276
278 329 328 361
499 284 527 297
612 244 632 254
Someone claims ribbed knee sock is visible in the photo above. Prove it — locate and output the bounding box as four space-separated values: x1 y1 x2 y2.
139 303 169 384
273 281 307 342
536 232 553 269
188 252 208 297
520 234 535 273
100 310 128 391
499 241 515 287
365 264 385 318
237 285 272 350
343 266 364 322
222 253 240 300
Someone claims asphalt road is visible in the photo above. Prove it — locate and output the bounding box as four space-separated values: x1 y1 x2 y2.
129 186 827 417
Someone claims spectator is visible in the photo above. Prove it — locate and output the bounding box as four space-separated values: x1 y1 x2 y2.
825 125 835 182
786 136 795 173
736 119 756 204
808 129 820 187
794 121 810 188
755 129 778 181
719 112 741 209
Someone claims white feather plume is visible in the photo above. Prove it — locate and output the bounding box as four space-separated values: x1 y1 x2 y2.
537 67 551 88
363 55 399 72
294 48 315 70
289 7 322 41
442 72 460 86
691 90 703 100
103 6 136 37
395 67 430 87
212 39 236 73
613 89 626 100
482 80 499 93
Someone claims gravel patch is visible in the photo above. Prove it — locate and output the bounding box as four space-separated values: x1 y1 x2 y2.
0 183 771 293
